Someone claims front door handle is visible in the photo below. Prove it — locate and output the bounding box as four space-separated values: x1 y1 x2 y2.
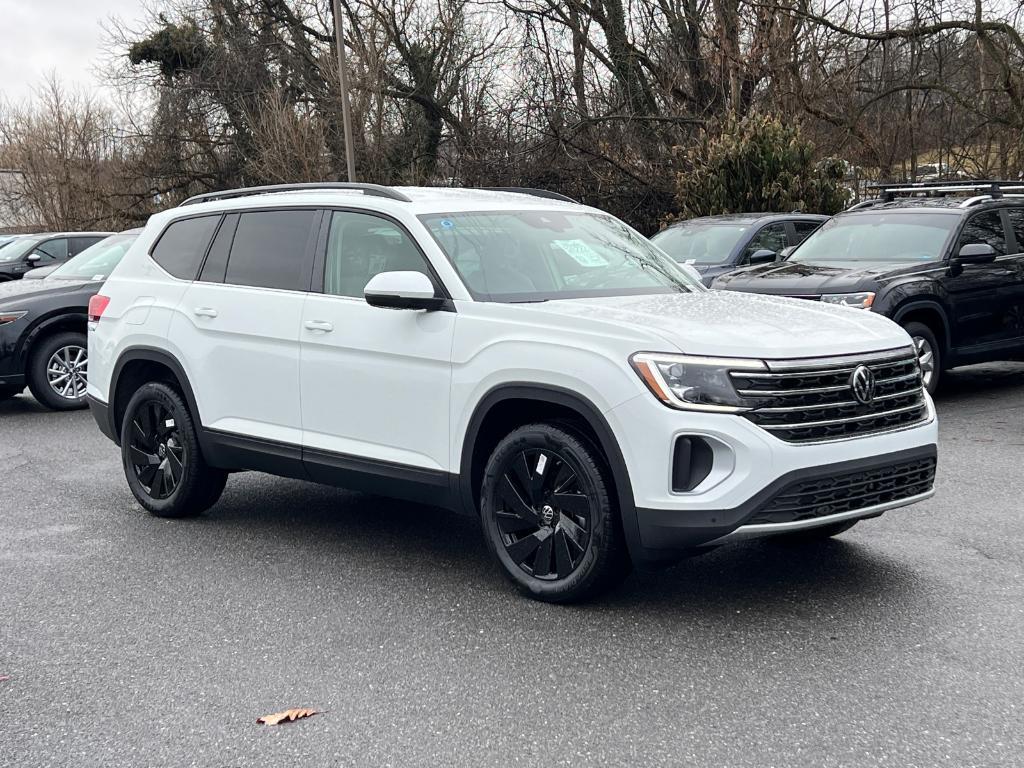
304 320 334 332
193 307 218 318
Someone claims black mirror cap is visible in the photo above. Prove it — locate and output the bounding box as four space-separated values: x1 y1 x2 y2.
957 243 997 263
365 292 446 311
748 248 778 265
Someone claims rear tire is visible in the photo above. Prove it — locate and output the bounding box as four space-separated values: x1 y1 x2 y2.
480 423 630 603
120 382 228 518
903 321 941 395
27 331 89 411
768 520 857 544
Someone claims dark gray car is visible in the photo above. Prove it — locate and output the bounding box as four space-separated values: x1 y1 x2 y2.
651 213 828 285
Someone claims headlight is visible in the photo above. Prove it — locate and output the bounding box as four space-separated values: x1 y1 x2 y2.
630 353 767 412
820 292 875 309
0 310 27 325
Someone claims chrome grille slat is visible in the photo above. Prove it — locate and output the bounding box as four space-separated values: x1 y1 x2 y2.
730 349 929 443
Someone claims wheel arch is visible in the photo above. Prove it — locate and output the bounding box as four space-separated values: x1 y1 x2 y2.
108 346 204 448
458 383 642 561
20 310 88 365
892 300 951 356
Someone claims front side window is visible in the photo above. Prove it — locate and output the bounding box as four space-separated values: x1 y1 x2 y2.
959 211 1006 256
324 211 432 298
152 215 221 280
742 223 788 261
34 238 68 262
49 233 139 281
422 210 702 301
650 222 749 266
224 209 316 291
789 212 958 264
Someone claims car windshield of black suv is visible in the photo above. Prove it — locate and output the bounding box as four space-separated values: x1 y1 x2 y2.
421 211 702 302
650 222 749 265
789 212 956 264
48 233 138 281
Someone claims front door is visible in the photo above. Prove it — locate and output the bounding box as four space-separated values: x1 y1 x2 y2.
299 209 455 496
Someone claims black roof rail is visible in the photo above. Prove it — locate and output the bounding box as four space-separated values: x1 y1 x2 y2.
179 182 412 207
481 187 579 204
867 179 1024 203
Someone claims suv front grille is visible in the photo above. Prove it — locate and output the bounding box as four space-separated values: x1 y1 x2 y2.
730 347 929 443
746 456 937 525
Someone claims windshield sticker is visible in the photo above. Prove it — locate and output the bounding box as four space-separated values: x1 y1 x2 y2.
440 219 454 230
552 239 609 267
92 274 106 281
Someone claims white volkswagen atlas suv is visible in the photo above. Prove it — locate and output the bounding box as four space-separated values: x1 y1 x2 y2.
87 184 938 602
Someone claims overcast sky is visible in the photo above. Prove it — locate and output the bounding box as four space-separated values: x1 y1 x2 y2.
0 0 152 104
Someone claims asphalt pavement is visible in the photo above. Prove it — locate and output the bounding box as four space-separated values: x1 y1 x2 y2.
2 364 1023 767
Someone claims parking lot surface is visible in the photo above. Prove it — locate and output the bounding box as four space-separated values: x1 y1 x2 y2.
2 364 1023 767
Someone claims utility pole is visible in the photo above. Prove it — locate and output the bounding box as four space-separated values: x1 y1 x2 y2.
332 0 357 182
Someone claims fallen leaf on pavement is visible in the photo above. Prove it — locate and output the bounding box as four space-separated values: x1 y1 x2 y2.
256 707 318 725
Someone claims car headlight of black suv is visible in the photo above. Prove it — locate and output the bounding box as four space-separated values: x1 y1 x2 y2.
820 292 875 310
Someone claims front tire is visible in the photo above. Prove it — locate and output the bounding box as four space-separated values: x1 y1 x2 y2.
120 382 227 518
480 423 630 603
903 321 941 395
27 331 90 410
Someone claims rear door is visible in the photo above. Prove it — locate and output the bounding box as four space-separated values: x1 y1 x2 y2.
1002 208 1024 345
299 209 455 494
942 209 1018 350
168 208 318 446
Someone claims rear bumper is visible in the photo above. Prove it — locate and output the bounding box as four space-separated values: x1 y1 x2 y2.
633 444 936 558
88 394 118 443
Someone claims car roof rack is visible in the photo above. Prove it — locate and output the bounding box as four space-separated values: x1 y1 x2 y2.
481 187 579 204
178 182 413 207
867 180 1024 203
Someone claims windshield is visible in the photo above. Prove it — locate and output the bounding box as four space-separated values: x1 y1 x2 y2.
48 233 138 281
650 222 749 265
0 237 41 263
789 213 957 264
420 211 702 301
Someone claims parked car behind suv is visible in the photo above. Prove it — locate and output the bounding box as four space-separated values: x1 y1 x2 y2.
0 230 140 409
713 181 1024 392
87 184 937 602
651 213 827 285
0 231 112 281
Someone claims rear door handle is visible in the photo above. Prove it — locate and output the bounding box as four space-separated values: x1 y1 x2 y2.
304 320 334 332
193 307 218 318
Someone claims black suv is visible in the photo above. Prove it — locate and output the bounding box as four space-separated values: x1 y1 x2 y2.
713 182 1024 392
651 213 827 285
0 232 112 281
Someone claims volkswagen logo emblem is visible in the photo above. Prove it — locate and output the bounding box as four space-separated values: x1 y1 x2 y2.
849 365 876 404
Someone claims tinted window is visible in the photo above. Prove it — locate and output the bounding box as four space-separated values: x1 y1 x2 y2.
70 236 103 256
224 210 316 291
743 223 787 261
1006 209 1024 254
792 220 823 243
35 238 69 261
959 211 1006 256
325 212 431 297
199 214 238 283
152 216 220 279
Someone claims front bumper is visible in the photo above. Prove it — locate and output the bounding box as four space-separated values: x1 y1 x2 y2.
604 392 938 565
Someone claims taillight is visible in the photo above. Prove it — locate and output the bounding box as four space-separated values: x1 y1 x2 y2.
88 294 111 323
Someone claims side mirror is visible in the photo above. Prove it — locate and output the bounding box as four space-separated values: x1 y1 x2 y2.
364 271 445 311
26 253 41 263
779 246 796 260
748 248 778 265
956 243 997 264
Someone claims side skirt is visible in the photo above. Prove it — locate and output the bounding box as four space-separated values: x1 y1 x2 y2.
202 428 458 509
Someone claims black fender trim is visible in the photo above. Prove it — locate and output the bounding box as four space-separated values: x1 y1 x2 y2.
107 346 206 450
892 300 952 354
458 383 649 567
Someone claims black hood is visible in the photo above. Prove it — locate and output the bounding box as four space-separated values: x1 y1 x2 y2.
713 259 900 295
0 278 93 307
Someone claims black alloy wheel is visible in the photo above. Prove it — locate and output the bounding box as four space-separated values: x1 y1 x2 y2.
127 398 187 500
120 382 227 518
495 446 592 580
481 423 629 602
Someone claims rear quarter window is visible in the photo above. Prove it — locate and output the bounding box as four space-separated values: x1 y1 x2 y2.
151 215 221 280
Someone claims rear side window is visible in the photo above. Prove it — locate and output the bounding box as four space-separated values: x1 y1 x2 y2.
792 220 822 244
1006 209 1024 254
224 210 316 291
152 216 221 280
959 211 1006 256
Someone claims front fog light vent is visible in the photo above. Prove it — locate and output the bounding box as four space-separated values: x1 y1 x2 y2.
672 436 714 492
